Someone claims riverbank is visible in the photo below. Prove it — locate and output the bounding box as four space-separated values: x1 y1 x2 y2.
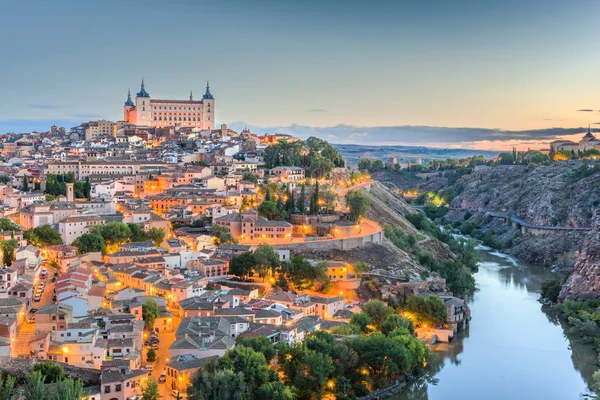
390 246 596 400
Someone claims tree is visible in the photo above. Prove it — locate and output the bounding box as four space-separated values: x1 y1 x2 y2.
229 251 256 280
258 201 280 221
84 176 91 200
0 219 18 232
22 174 29 192
140 377 161 400
31 225 63 247
211 225 236 245
1 239 19 267
0 374 16 400
142 299 161 329
147 347 157 363
219 346 272 393
147 227 165 247
371 160 385 171
24 370 45 400
242 172 259 184
253 244 279 281
350 312 373 333
255 381 295 400
236 336 277 363
345 190 370 222
541 279 562 302
33 361 65 383
283 255 328 292
404 295 447 328
320 190 337 213
72 233 105 254
358 158 372 171
296 185 306 215
381 314 414 335
188 369 249 400
128 223 148 242
361 300 393 330
48 378 85 400
90 222 132 248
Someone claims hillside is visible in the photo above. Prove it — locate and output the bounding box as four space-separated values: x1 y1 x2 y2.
296 181 454 280
437 161 600 299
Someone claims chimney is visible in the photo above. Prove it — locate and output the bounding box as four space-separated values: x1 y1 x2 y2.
66 183 74 202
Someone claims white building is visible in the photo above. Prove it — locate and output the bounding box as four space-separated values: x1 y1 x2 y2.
58 214 104 245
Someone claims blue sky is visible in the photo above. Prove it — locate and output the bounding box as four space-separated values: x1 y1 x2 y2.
1 0 600 149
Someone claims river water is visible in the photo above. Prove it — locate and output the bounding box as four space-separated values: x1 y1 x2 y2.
394 246 598 400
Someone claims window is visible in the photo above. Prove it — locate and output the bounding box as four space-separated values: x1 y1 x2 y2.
115 384 122 392
104 385 111 394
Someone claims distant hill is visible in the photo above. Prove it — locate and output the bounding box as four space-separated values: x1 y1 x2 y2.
333 144 499 165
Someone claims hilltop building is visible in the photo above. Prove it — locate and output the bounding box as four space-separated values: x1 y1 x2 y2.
550 126 600 154
123 79 215 130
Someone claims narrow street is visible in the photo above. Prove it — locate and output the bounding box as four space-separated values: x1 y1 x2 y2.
148 317 179 398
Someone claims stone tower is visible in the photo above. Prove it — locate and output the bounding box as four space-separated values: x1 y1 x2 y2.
135 78 152 126
202 81 215 130
124 88 134 122
66 183 74 202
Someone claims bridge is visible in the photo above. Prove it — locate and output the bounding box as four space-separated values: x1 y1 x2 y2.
411 205 591 234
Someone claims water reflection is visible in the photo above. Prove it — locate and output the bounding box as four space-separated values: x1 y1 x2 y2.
393 248 596 400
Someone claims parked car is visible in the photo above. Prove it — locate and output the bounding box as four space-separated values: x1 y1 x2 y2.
53 272 59 277
159 372 166 383
171 390 182 399
30 308 38 314
27 317 35 324
51 277 56 282
34 296 41 302
141 365 153 375
52 296 57 302
150 343 159 349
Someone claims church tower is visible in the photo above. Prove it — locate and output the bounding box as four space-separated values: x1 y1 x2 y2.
123 89 135 123
202 81 215 130
135 78 152 126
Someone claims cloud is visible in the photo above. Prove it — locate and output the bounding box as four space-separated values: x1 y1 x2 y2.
71 113 104 119
308 109 328 113
543 118 565 122
577 109 594 112
29 104 65 110
228 122 591 147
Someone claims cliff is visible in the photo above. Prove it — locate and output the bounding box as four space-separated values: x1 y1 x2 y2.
440 161 600 299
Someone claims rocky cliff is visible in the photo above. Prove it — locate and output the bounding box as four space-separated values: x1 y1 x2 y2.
441 161 600 299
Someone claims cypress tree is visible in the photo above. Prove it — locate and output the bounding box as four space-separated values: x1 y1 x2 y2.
297 185 306 215
22 175 29 192
265 187 272 202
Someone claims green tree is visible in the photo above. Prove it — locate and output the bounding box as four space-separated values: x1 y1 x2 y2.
358 158 372 171
258 201 280 221
219 346 272 393
24 370 45 400
350 312 373 333
1 239 19 267
211 225 236 245
22 174 29 192
140 377 161 400
345 190 370 222
253 244 280 281
147 347 157 363
296 185 306 215
47 378 85 400
32 225 63 247
128 223 148 242
0 374 16 400
255 381 295 400
90 222 132 247
283 255 328 292
142 299 161 329
242 172 259 184
147 227 165 247
33 361 65 383
229 251 255 280
236 336 277 363
541 279 562 302
361 300 393 330
404 295 448 327
0 219 18 231
188 369 249 400
72 233 105 254
381 314 415 335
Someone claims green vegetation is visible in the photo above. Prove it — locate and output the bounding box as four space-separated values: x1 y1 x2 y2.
384 215 477 297
541 279 562 303
229 244 280 281
33 362 64 383
189 328 427 400
142 299 161 329
264 136 343 178
404 296 447 327
211 224 236 245
86 221 166 251
19 365 85 400
0 219 18 232
556 300 600 353
24 226 63 247
140 377 160 400
1 239 19 267
44 173 75 197
147 347 157 363
345 190 370 222
72 233 105 254
280 255 330 292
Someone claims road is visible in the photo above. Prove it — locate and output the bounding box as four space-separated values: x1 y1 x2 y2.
14 273 56 357
148 317 179 399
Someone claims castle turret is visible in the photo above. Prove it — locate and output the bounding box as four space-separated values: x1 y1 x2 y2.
202 81 215 130
135 78 152 126
123 89 134 122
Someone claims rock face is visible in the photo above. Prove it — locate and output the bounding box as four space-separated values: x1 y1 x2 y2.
443 161 600 299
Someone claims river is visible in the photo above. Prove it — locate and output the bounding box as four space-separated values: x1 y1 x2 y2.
393 246 598 400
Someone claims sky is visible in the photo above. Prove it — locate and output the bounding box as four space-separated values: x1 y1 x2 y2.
1 0 600 150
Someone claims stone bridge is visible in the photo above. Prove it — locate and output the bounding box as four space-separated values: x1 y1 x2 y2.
411 206 591 235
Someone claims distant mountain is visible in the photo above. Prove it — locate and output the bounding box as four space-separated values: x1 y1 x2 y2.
333 144 499 164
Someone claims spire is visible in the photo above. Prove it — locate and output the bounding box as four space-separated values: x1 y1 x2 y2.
203 80 214 100
136 78 150 97
589 124 591 134
190 90 193 101
124 89 134 107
